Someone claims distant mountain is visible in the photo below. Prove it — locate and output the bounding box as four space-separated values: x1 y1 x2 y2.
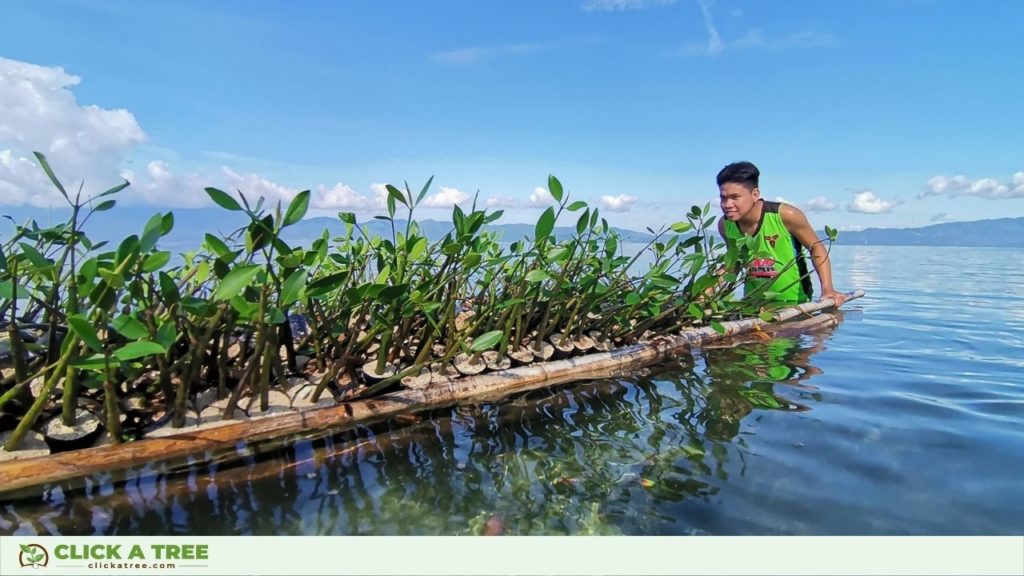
834 217 1024 247
8 204 1017 251
0 207 655 253
284 217 655 244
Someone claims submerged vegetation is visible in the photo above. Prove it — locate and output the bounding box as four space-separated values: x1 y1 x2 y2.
0 154 834 453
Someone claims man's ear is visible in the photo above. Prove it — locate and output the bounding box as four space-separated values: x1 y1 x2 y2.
751 187 761 200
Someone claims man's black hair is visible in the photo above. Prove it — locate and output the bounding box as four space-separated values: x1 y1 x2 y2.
717 161 760 190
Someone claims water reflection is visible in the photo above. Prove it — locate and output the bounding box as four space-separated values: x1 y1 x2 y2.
1 321 840 536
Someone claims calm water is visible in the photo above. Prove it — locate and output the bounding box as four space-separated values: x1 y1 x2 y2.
2 245 1022 535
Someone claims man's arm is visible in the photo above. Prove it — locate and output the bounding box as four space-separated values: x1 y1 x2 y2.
779 204 846 307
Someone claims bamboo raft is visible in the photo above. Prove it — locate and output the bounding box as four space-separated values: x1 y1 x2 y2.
0 290 862 499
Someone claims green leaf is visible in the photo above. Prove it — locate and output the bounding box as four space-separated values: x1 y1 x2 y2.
470 330 504 352
710 320 725 335
111 315 149 339
68 314 104 352
452 204 466 235
759 311 775 322
687 303 704 319
20 544 34 555
525 269 551 283
548 174 564 203
71 353 110 371
386 184 409 208
463 252 482 269
205 187 243 211
115 234 140 267
416 176 435 206
306 271 348 298
339 212 356 225
204 234 233 260
161 212 175 235
33 152 68 200
229 295 258 318
625 292 642 306
112 340 167 361
140 213 164 252
378 283 408 302
283 190 311 227
265 307 286 325
280 268 307 306
18 242 49 268
483 209 504 224
566 200 587 212
141 251 171 273
576 209 590 235
152 322 175 350
158 271 180 305
93 199 116 212
535 206 555 244
213 264 262 301
96 179 130 199
670 221 692 233
246 214 275 253
408 237 428 260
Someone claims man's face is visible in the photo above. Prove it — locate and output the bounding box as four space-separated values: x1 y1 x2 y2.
719 182 760 222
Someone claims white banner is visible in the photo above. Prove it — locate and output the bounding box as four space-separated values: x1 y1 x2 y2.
1 536 1022 576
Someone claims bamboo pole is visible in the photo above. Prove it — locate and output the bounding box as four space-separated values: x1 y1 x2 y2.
0 290 863 498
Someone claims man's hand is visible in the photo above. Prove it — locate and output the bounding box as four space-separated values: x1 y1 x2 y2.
819 289 846 307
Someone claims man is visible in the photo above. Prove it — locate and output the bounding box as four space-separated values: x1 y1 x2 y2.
716 161 846 306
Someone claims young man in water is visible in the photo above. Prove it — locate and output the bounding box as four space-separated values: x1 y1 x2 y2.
716 161 846 306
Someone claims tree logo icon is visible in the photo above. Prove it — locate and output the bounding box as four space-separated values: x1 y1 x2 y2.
18 544 49 568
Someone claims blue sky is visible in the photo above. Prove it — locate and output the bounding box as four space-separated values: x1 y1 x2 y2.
1 0 1022 232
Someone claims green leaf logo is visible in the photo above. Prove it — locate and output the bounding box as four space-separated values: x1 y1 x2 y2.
19 543 48 567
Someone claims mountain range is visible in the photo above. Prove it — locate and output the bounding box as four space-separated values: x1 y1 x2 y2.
833 217 1024 247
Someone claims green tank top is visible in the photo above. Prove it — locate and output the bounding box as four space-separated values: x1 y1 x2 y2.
723 201 812 303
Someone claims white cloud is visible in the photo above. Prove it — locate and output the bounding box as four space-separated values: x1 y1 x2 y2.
222 166 299 205
698 0 724 55
599 193 638 212
431 43 546 66
678 28 837 56
314 182 374 210
422 185 470 208
847 190 899 214
484 194 525 209
120 161 209 207
806 196 837 212
529 186 554 207
368 183 391 208
675 0 837 61
921 172 1023 199
0 56 146 206
0 56 416 217
581 0 677 11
